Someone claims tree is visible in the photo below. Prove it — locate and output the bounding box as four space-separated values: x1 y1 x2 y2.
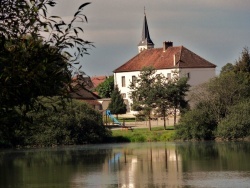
129 67 158 130
176 106 217 140
234 47 250 73
155 72 189 128
167 75 190 125
95 76 114 98
108 86 127 119
176 47 250 140
220 63 234 75
190 72 250 123
0 1 92 114
154 73 170 130
217 99 250 140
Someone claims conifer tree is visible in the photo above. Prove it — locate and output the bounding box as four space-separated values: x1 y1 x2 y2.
108 86 127 119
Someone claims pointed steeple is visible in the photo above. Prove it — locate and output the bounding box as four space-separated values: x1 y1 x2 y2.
138 8 154 53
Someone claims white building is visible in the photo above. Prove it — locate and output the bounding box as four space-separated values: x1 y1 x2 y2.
113 13 216 114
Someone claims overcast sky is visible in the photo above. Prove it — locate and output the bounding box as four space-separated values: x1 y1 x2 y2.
49 0 250 76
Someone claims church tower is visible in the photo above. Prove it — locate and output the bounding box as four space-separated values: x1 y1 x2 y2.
138 10 154 53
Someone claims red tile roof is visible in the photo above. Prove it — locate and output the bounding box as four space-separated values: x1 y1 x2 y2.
113 46 216 73
91 76 107 88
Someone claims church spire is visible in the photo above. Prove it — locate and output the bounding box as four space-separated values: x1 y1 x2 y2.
138 8 154 53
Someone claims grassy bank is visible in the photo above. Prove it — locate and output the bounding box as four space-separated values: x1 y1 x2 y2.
110 126 176 142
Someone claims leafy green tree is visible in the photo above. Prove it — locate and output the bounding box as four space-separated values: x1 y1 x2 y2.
95 76 114 98
176 105 217 140
154 74 170 130
220 63 234 74
191 72 250 123
108 86 127 119
165 72 190 125
217 100 250 140
0 0 92 113
234 47 250 73
129 67 158 130
155 72 189 128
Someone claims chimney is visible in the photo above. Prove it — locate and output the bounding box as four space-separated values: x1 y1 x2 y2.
163 41 173 52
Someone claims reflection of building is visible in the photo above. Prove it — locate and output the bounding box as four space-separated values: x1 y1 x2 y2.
109 146 183 187
70 144 184 187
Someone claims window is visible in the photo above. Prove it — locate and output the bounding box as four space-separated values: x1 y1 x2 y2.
167 73 171 80
132 76 137 85
187 73 190 78
122 76 126 87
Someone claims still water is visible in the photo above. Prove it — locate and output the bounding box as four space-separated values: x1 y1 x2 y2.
0 142 250 188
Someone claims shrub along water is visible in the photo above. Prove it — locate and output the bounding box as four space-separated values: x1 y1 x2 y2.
0 98 111 147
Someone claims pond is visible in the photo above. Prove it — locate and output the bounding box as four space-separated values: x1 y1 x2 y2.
0 142 250 188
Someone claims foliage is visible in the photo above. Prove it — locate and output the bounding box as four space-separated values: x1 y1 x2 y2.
129 67 158 130
175 105 217 140
177 47 250 140
220 63 234 74
95 76 114 98
0 38 71 112
0 98 111 147
154 72 189 128
0 108 22 147
234 47 250 73
217 100 250 140
108 86 127 118
130 67 190 130
0 0 92 116
190 71 250 123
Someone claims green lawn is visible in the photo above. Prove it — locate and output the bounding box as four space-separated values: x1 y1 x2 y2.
110 126 176 142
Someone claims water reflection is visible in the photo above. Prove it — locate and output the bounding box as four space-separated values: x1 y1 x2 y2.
1 142 250 188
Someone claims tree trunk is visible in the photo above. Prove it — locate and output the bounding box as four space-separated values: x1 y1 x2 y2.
163 113 166 130
174 107 177 126
148 115 152 131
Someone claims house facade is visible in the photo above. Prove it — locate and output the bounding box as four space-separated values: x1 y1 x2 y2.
113 13 216 114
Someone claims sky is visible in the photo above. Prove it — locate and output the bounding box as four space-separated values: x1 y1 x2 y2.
49 0 250 76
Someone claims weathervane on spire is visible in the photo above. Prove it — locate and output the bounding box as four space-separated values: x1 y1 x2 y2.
144 6 146 15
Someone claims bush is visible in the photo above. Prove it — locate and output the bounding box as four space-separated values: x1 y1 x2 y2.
175 107 217 140
217 100 250 140
0 98 111 147
25 99 111 146
0 109 23 147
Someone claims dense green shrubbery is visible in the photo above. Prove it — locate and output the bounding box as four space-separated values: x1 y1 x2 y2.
175 106 217 140
217 100 250 140
0 109 23 147
0 98 111 147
